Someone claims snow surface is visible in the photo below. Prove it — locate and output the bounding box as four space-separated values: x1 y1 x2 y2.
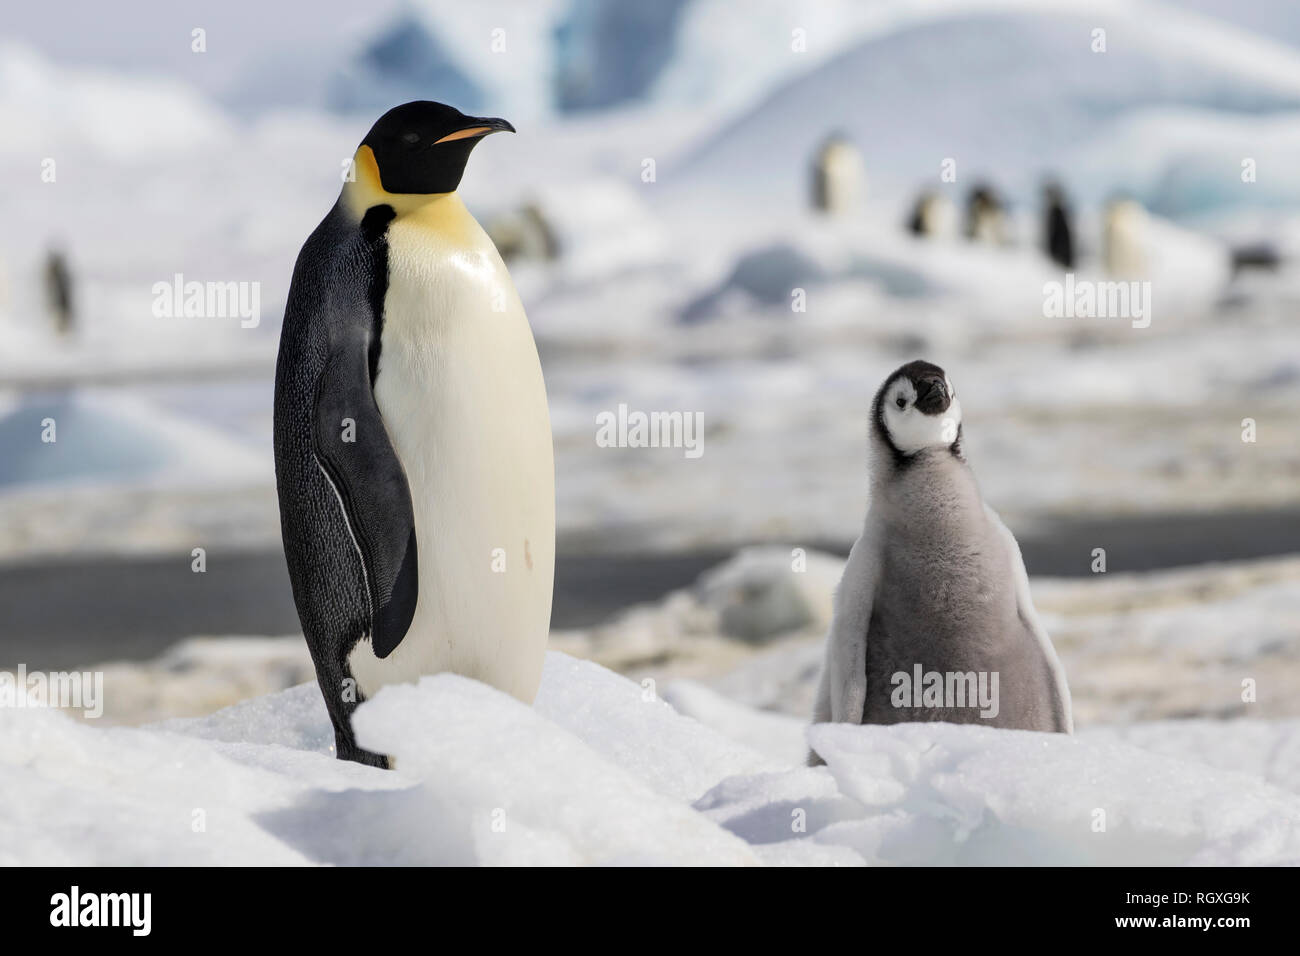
4 649 1298 865
6 543 1298 865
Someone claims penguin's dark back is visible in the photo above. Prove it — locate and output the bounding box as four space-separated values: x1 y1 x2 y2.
273 204 377 663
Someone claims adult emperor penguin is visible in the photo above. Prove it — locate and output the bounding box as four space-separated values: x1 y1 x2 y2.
1042 180 1074 270
810 133 866 216
1103 196 1149 278
274 101 555 767
965 183 1006 245
907 190 956 239
809 361 1071 764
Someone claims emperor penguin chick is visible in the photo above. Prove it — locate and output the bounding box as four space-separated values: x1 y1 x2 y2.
275 102 555 767
809 361 1071 764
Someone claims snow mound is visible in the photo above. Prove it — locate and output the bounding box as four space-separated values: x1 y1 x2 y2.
153 679 329 752
673 683 1300 863
804 721 1300 865
354 672 760 865
0 391 266 490
693 545 843 641
0 42 230 161
662 679 811 765
4 649 1299 865
1086 718 1300 797
533 653 779 801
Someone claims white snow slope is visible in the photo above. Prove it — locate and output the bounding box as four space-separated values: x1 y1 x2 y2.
2 651 1297 866
671 0 1300 211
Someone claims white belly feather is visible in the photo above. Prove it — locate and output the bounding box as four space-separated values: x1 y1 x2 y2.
347 195 555 703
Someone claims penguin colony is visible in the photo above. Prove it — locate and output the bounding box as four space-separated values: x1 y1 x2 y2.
890 158 1145 281
276 103 1072 766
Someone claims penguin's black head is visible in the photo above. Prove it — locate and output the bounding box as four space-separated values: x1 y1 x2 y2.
969 183 999 210
360 101 514 194
872 360 963 460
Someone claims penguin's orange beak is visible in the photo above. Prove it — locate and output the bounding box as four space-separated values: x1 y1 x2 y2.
434 117 516 143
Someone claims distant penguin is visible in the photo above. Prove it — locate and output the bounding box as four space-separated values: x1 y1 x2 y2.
487 201 560 263
907 190 956 239
1042 181 1074 269
1230 241 1281 275
1103 197 1149 278
811 133 866 216
965 183 1006 244
274 101 555 767
44 249 74 336
809 361 1072 764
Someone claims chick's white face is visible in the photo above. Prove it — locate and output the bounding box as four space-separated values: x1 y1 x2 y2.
880 375 962 454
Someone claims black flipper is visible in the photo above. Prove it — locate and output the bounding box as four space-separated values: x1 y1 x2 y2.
312 337 418 660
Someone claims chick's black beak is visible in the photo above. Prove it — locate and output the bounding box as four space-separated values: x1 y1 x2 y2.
915 378 950 414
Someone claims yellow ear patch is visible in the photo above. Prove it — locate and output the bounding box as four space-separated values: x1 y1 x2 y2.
342 145 388 218
354 144 383 190
343 144 453 221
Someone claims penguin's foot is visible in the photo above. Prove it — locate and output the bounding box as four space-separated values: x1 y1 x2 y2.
335 736 390 770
